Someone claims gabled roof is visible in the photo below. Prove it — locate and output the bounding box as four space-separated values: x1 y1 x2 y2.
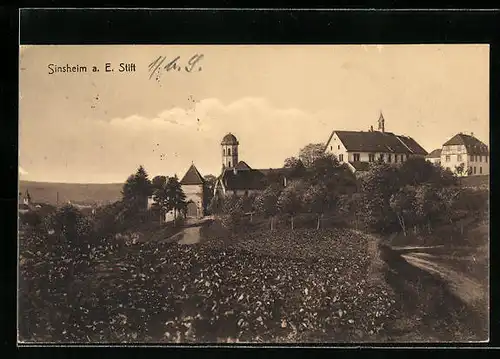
426 148 442 158
443 133 489 155
180 164 205 185
220 169 267 191
325 130 428 155
396 135 428 155
235 161 252 171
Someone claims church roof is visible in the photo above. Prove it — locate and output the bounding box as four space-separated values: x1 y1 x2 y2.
221 133 239 145
180 164 205 185
442 133 489 155
235 161 252 170
220 168 267 191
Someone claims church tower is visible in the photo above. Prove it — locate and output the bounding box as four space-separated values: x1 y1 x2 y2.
221 133 239 169
378 111 385 133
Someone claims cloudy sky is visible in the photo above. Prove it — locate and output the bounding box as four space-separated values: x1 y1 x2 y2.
19 44 489 183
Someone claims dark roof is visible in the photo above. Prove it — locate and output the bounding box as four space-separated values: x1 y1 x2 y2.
257 167 294 177
443 133 489 155
397 135 428 155
426 148 442 158
180 164 205 185
235 161 252 170
326 130 427 155
221 169 267 191
221 133 239 145
349 161 371 172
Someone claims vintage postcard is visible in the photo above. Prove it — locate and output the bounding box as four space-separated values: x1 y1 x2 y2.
18 44 489 344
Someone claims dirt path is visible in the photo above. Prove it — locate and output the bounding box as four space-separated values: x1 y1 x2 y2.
401 253 486 308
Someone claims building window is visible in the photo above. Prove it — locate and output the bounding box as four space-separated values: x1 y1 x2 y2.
480 167 482 174
228 148 231 156
394 154 398 163
473 167 476 174
353 153 360 162
338 145 340 150
470 155 474 162
330 146 332 151
401 154 405 162
223 149 226 156
228 160 231 167
368 154 375 162
388 154 392 163
445 155 451 162
475 155 478 162
479 155 482 162
379 154 385 162
457 155 462 161
406 154 409 161
339 154 344 162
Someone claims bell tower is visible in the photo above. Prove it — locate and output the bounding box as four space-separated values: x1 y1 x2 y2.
221 133 239 169
378 111 385 133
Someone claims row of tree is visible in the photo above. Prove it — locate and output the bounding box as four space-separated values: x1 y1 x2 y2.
210 143 487 236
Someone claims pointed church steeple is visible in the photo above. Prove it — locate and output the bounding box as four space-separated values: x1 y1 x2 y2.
378 111 385 133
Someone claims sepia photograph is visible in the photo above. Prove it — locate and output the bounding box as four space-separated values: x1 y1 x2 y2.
18 44 489 344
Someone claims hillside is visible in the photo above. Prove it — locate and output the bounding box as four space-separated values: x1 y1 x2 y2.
19 180 123 206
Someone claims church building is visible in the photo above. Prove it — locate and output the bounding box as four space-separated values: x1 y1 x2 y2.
214 133 291 197
324 112 428 174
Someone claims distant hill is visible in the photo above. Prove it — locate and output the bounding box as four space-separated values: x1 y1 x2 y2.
19 181 123 206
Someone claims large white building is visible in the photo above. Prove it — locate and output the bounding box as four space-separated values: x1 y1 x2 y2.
324 113 428 173
427 133 489 176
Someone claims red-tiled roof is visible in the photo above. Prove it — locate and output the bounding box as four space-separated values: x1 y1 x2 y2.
426 148 442 158
180 164 205 185
443 134 489 155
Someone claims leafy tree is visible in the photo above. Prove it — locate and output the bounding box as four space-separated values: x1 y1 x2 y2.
277 180 305 230
360 162 401 233
151 176 168 223
165 175 186 221
389 186 417 236
152 175 167 191
284 157 306 179
219 195 245 229
203 175 217 213
47 204 93 245
122 166 153 213
302 184 329 230
299 143 326 168
208 192 224 215
255 184 281 231
414 184 443 233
